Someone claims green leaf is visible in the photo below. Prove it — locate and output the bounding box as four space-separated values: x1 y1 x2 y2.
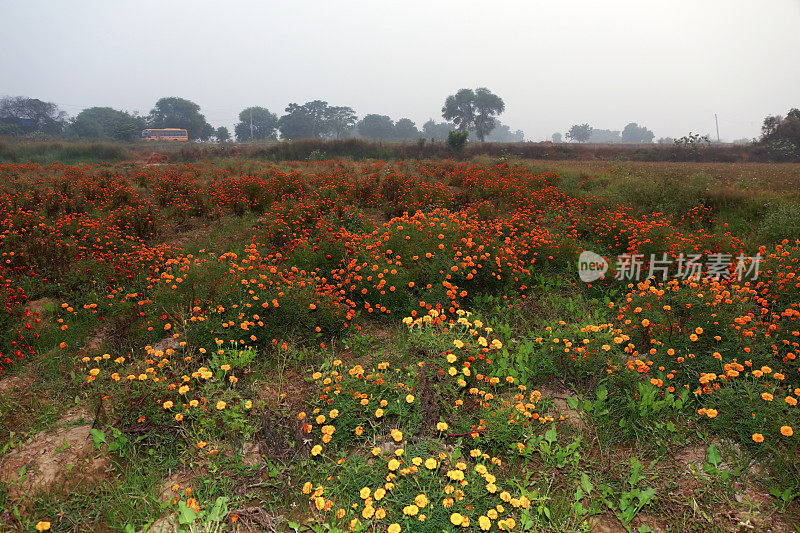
177 501 197 525
566 396 579 410
707 444 721 468
544 425 557 444
90 428 107 449
581 472 594 495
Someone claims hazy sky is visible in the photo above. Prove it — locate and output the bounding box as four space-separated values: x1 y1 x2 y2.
2 0 799 141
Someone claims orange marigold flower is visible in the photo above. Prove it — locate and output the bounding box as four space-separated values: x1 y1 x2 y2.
781 426 794 437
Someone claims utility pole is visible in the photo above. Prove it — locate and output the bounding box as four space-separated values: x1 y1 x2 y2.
250 109 254 141
715 114 720 142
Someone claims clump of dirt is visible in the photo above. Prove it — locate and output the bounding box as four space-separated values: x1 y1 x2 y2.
0 410 111 500
538 383 586 430
0 370 33 395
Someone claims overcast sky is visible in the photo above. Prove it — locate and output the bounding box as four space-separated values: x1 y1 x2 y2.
2 0 799 141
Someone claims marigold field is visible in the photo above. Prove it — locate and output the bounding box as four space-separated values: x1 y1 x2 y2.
1 158 799 532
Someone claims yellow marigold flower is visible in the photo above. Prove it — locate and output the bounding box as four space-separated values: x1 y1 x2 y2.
375 507 386 519
450 512 464 526
479 515 491 531
762 392 774 401
414 493 429 508
178 385 189 394
442 497 454 508
487 509 498 519
498 518 516 530
403 504 419 516
388 459 400 471
315 497 325 511
786 396 798 406
388 524 401 533
375 408 384 418
486 483 497 493
447 353 457 363
189 399 199 407
245 400 252 409
163 400 173 409
406 394 415 403
35 522 51 531
706 409 718 418
216 401 226 410
412 456 423 466
220 364 231 371
424 458 438 469
311 444 322 456
436 422 449 431
372 446 382 456
329 409 339 418
391 429 403 442
781 426 794 437
360 487 371 499
362 506 375 519
302 481 313 494
355 426 364 436
374 488 386 501
175 413 184 422
453 339 464 349
197 441 207 448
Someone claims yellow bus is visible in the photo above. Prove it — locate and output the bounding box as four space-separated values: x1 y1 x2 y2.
141 128 189 141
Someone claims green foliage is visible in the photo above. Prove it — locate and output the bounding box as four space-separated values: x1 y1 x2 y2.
447 130 469 151
442 88 505 142
566 124 593 143
148 97 212 140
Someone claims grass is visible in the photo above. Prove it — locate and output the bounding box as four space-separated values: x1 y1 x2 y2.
1 156 799 532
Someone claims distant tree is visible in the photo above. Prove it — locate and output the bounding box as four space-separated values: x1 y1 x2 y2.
762 115 782 137
216 126 231 142
442 87 505 142
566 124 592 143
394 118 420 141
357 114 395 140
422 119 454 141
732 138 752 145
0 96 67 136
620 122 655 143
69 107 146 141
234 106 278 142
552 133 562 143
474 121 524 142
326 106 357 139
200 123 216 141
760 108 800 149
278 100 347 140
588 129 622 143
148 97 210 140
657 137 674 144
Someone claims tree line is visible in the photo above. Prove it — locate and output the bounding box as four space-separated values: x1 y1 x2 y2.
0 88 521 144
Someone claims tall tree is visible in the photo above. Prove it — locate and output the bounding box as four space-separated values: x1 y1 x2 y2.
69 107 146 141
326 106 357 139
441 87 505 142
422 119 454 141
234 106 278 142
148 97 210 140
278 100 346 140
394 118 420 141
552 133 562 143
357 114 395 140
566 124 593 143
215 126 231 143
620 122 655 143
0 96 67 136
